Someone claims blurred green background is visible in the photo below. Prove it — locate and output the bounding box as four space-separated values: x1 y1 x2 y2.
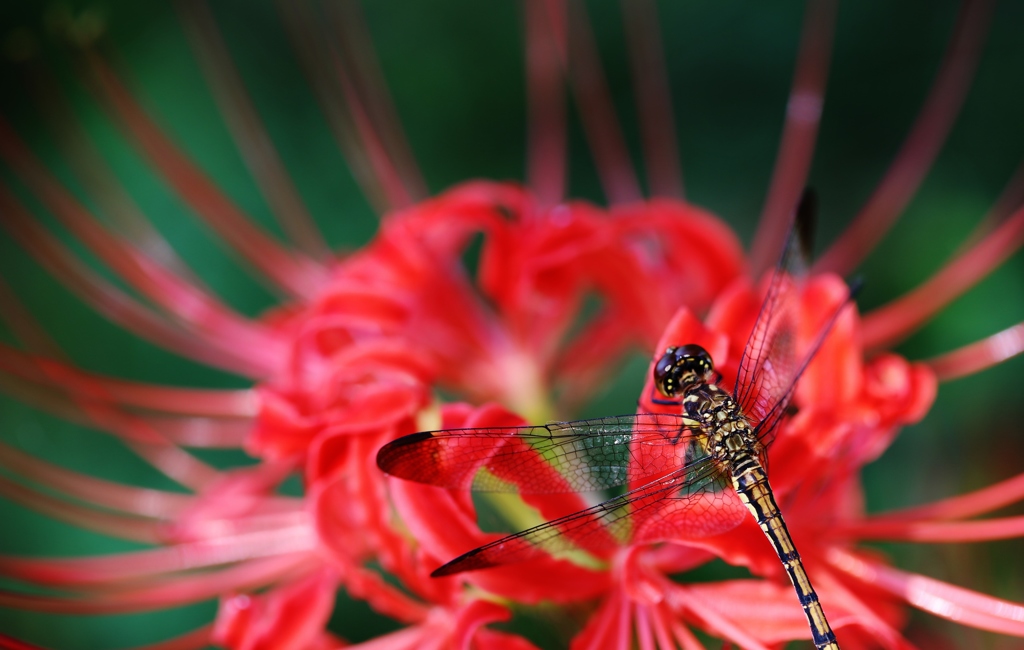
0 0 1022 647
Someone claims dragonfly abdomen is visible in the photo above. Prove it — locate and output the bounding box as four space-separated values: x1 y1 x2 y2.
732 455 840 650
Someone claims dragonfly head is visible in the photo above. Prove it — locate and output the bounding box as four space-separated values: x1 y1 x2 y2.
654 344 715 397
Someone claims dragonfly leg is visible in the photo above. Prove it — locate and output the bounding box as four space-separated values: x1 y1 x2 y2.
649 392 682 407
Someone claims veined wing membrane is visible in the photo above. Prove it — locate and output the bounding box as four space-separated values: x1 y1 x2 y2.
377 413 704 494
734 191 813 438
432 458 744 576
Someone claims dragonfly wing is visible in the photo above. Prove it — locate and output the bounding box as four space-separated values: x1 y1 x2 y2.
377 413 700 494
734 191 859 443
631 468 747 544
733 192 813 429
432 459 746 576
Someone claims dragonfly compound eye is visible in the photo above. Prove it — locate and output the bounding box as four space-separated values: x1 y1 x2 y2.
653 344 714 397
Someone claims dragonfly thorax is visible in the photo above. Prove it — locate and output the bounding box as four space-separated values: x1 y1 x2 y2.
683 384 760 462
654 344 715 398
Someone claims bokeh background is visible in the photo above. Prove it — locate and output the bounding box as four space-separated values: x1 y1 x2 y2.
0 0 1022 647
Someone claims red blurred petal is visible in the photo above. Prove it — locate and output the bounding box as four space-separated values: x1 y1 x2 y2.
571 587 631 650
84 52 329 300
872 470 1024 522
926 321 1024 382
862 204 1024 351
830 548 1024 637
565 1 641 204
815 0 995 276
751 0 837 273
213 570 338 650
622 0 684 200
0 635 49 650
842 514 1024 543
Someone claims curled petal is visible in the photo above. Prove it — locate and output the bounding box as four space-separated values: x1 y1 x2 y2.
793 275 864 411
311 433 397 567
213 569 339 650
251 367 429 465
602 200 746 344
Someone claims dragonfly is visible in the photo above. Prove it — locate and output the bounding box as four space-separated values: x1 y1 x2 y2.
377 192 849 649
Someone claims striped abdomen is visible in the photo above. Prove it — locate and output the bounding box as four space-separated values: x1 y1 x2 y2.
731 452 840 650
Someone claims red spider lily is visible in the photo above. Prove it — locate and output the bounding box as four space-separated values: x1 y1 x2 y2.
1 1 1023 649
